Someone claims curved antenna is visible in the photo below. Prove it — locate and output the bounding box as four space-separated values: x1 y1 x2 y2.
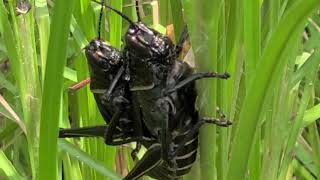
98 0 105 39
135 0 141 22
92 0 135 25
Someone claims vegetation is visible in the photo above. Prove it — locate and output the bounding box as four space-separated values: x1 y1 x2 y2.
0 0 320 180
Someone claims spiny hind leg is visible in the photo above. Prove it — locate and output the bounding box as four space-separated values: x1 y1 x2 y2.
202 107 232 127
59 125 107 138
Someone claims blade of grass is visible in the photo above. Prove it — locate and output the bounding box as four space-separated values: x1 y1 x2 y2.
261 0 281 44
38 1 75 180
169 0 184 41
61 154 84 180
0 2 23 93
296 137 319 176
227 0 319 179
59 94 83 180
35 0 50 80
0 72 18 95
307 123 320 177
290 50 320 88
64 67 78 83
216 3 232 180
0 150 23 180
181 1 224 179
0 1 41 177
72 2 96 178
303 103 320 127
278 72 318 179
58 139 122 180
158 0 169 25
109 0 123 48
243 0 260 86
292 159 316 180
0 94 26 134
0 121 18 141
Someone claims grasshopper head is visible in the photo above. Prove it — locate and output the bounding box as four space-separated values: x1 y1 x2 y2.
85 39 122 70
125 22 174 61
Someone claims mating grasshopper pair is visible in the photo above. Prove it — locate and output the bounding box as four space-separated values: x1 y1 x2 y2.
60 1 231 179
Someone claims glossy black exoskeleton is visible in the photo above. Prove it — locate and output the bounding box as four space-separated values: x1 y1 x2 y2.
60 0 232 179
123 23 231 180
59 39 139 142
95 2 232 179
59 2 154 155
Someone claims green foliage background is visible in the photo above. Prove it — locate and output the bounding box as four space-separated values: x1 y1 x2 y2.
0 0 320 180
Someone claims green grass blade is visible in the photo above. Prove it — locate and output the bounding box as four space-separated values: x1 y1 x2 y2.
0 2 22 90
159 0 169 25
38 1 75 180
292 159 316 180
109 0 123 48
0 121 18 141
227 0 320 179
58 140 122 180
307 123 320 177
169 0 184 40
303 103 320 127
0 94 26 134
35 0 50 80
243 0 261 86
290 50 320 88
0 1 41 177
0 150 23 180
182 0 228 179
296 138 319 176
0 72 18 95
63 67 78 83
279 60 318 179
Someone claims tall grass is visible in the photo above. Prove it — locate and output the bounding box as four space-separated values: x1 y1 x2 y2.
0 0 320 180
38 1 75 180
183 0 320 180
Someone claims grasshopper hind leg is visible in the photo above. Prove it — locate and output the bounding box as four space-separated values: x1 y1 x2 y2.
59 125 107 138
124 144 162 180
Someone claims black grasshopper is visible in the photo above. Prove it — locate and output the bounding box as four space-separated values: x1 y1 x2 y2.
59 40 139 144
60 1 232 179
59 2 154 158
96 2 232 179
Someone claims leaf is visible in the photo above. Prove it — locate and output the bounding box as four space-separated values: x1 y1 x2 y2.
58 140 122 180
0 94 26 134
0 150 23 180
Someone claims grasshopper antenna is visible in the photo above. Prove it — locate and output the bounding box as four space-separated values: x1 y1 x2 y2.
98 0 105 39
92 0 135 25
135 0 141 22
